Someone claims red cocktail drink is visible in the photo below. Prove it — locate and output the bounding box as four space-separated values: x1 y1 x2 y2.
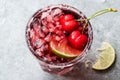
26 4 93 74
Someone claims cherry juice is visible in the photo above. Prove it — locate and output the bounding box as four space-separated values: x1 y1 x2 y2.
26 5 93 74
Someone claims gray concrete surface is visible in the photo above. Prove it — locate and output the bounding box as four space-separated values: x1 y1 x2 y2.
0 0 120 80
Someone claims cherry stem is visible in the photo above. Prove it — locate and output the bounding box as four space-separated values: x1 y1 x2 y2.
77 8 118 34
87 8 117 20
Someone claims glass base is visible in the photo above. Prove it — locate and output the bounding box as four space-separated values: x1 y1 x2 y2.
39 63 73 75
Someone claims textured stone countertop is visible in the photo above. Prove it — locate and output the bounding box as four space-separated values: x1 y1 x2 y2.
0 0 120 80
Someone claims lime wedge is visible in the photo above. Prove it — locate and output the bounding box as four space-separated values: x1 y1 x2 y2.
92 42 116 70
50 39 82 58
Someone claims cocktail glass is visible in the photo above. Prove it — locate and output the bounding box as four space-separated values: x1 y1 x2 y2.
26 4 93 75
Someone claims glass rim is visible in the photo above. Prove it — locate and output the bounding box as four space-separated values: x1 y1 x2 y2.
25 4 93 68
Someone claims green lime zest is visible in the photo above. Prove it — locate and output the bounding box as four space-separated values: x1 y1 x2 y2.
50 40 82 58
92 42 115 70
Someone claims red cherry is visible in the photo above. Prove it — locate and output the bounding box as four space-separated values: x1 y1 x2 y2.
60 15 64 24
68 30 88 50
60 14 74 23
63 14 74 21
75 34 88 50
68 30 80 41
62 20 78 32
60 14 78 32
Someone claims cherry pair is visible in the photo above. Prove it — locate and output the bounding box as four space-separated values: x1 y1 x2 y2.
60 14 88 50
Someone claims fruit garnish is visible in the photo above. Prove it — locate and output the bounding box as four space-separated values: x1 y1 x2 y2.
77 8 118 34
50 39 82 58
60 14 78 32
92 42 115 70
51 8 117 58
87 8 118 20
68 30 88 50
60 8 117 33
60 14 74 23
67 8 117 50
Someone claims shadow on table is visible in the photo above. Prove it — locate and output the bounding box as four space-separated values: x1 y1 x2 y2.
42 55 116 80
62 60 116 80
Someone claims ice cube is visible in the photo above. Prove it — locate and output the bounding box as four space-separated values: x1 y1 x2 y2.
55 22 60 25
41 18 48 26
52 8 63 17
39 30 45 38
40 45 45 52
36 49 43 56
60 35 65 40
53 16 60 22
41 12 49 19
44 44 49 49
47 15 54 23
47 22 54 28
44 34 51 42
33 23 38 28
42 26 49 34
55 24 62 30
55 36 61 41
33 25 41 34
56 30 63 35
47 23 55 32
34 39 44 48
31 36 39 46
29 29 35 38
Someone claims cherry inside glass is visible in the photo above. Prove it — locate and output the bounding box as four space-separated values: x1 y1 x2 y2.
26 4 93 74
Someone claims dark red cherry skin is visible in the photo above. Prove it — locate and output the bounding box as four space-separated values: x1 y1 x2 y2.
62 20 78 32
60 14 74 23
60 14 78 32
68 30 88 50
74 34 88 50
63 14 74 21
68 30 80 41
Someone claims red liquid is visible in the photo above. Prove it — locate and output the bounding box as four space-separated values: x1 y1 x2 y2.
26 6 89 64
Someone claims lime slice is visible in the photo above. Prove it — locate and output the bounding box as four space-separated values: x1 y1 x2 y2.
92 42 115 70
50 39 82 58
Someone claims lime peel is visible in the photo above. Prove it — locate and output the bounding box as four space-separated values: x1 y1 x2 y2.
92 42 115 70
50 40 82 58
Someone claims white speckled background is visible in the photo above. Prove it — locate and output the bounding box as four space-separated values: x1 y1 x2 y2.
0 0 120 80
